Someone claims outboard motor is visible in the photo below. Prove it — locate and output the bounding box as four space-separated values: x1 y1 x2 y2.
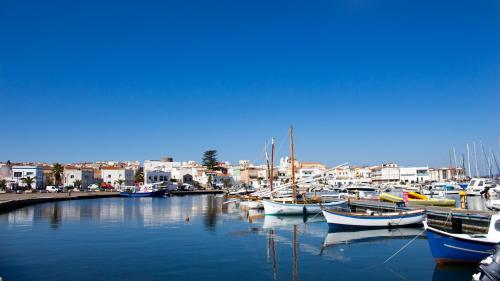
473 244 500 281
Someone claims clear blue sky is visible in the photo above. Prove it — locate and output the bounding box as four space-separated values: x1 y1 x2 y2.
1 0 499 168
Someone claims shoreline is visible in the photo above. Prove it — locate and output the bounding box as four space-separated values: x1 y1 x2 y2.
0 192 120 214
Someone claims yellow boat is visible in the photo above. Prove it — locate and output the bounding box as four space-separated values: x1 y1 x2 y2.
408 191 428 200
408 198 456 207
379 192 456 207
379 193 404 203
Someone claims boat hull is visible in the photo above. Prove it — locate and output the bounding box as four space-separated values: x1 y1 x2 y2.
424 224 497 264
262 199 346 215
120 190 166 197
239 200 264 209
323 209 425 230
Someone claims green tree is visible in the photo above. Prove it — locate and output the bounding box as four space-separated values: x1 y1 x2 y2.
52 163 64 186
202 150 219 170
135 168 144 184
73 179 82 189
0 179 7 190
21 176 36 190
115 179 125 188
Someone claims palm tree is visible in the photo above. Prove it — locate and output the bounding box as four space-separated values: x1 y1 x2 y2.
21 176 36 190
73 179 82 189
52 163 64 186
115 179 125 188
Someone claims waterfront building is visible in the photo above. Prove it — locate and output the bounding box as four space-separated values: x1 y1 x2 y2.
399 166 430 183
370 163 400 183
144 170 171 184
63 166 95 188
11 166 44 189
101 166 134 187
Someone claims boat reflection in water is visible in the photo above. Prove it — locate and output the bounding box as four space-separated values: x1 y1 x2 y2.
322 227 424 247
262 214 325 230
432 264 476 281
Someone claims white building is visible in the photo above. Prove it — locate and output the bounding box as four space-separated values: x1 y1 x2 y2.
371 163 400 183
101 167 135 187
11 166 44 189
63 167 94 188
399 166 430 183
144 170 171 184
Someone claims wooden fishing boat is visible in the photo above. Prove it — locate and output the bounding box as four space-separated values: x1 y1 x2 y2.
263 127 346 215
263 199 346 215
322 209 425 230
424 214 500 264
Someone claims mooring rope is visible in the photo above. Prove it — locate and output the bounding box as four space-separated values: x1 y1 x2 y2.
383 229 425 264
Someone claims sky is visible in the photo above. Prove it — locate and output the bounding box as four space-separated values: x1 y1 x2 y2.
1 0 499 169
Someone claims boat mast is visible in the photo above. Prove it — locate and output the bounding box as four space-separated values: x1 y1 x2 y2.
265 140 271 190
467 143 471 178
480 141 491 178
270 137 275 195
473 141 480 177
290 126 296 203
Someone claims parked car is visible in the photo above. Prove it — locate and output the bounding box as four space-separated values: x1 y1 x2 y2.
46 186 61 193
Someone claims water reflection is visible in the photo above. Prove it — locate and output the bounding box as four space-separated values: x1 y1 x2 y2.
432 264 475 281
2 196 239 230
322 228 424 247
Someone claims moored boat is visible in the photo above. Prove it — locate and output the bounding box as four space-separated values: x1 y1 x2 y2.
485 199 500 211
263 199 346 215
322 208 425 230
120 189 166 197
423 214 500 264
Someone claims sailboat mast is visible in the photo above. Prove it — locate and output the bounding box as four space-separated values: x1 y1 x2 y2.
467 143 471 178
473 142 479 177
290 127 296 203
270 137 275 194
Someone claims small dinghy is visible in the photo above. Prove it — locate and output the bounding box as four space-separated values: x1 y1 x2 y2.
322 208 425 230
424 214 500 264
486 199 500 211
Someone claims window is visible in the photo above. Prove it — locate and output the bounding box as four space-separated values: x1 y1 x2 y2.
70 175 74 179
478 181 483 187
26 172 34 176
14 172 22 177
495 220 500 231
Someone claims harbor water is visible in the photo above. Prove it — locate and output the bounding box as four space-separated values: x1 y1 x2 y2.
0 195 486 281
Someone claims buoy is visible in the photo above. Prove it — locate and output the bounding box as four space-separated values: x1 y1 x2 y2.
185 217 190 222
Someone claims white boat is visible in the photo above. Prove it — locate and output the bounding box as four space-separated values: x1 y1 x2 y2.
486 199 500 211
322 209 425 229
262 214 325 229
239 200 264 209
263 199 346 215
323 227 423 246
466 178 494 196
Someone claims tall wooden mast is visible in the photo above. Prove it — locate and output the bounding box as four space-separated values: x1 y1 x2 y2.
270 137 275 194
290 126 296 203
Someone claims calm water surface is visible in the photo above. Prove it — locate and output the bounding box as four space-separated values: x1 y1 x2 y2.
0 195 479 281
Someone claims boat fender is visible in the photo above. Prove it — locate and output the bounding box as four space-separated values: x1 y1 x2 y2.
303 206 307 215
366 209 375 216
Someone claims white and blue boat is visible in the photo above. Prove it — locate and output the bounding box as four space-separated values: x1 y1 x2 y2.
424 214 500 264
322 209 425 230
263 199 346 215
119 183 166 197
